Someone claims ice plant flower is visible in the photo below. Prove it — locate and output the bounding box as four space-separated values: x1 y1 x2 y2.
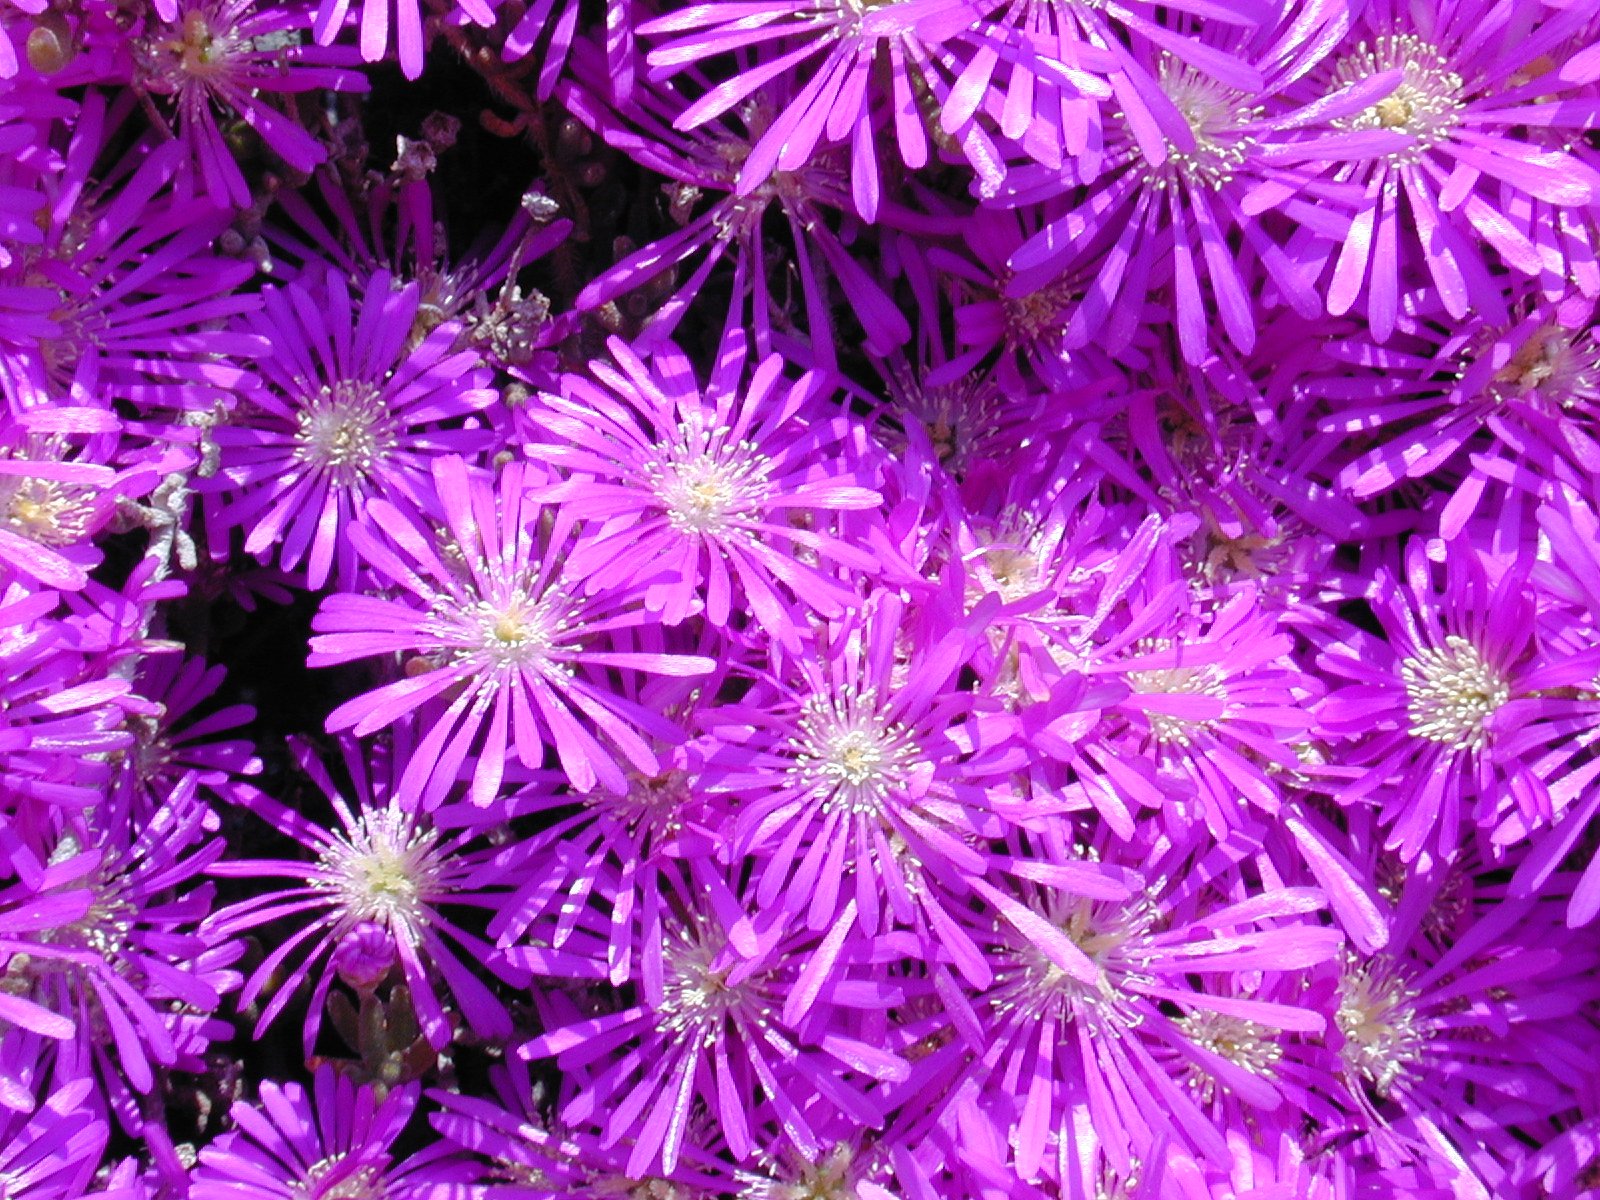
23 776 239 1125
0 1079 108 1200
1321 867 1600 1195
309 0 493 79
559 41 912 364
191 1068 427 1200
997 2 1362 363
698 589 1020 974
0 98 262 414
476 733 717 987
530 330 885 640
1315 287 1600 536
1287 1 1600 338
637 0 1000 221
206 733 520 1052
133 0 368 209
911 836 1341 1179
520 864 908 1177
309 455 716 805
1317 537 1600 863
205 269 498 590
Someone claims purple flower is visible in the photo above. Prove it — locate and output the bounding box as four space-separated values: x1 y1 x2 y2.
1315 286 1600 536
477 733 717 987
1316 536 1600 863
310 0 493 79
995 1 1358 364
309 455 715 805
428 1058 740 1197
132 0 367 209
519 862 908 1177
19 774 237 1114
207 732 521 1052
1285 1 1600 339
1319 866 1600 1195
204 268 498 590
0 1079 108 1200
0 586 137 821
637 0 999 222
559 39 913 364
191 1068 427 1200
114 655 263 821
905 833 1341 1179
698 589 1019 974
0 95 262 414
530 330 886 640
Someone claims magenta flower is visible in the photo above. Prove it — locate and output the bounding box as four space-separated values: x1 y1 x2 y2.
1285 1 1600 339
133 0 367 209
560 39 912 365
204 268 498 590
0 1079 108 1200
699 589 1020 976
1319 868 1600 1196
309 455 715 805
996 1 1362 364
638 0 1000 222
478 733 718 987
911 835 1341 1179
114 654 263 821
191 1068 430 1200
0 586 137 820
1317 537 1600 863
519 863 908 1177
206 733 521 1052
1315 286 1600 536
0 95 263 414
19 774 236 1112
428 1058 740 1197
0 408 146 593
310 0 493 79
530 330 885 640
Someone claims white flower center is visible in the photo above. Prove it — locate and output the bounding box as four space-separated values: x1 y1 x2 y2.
649 427 773 537
1401 635 1508 750
1152 58 1261 190
789 689 919 815
294 381 393 485
657 934 765 1037
469 592 560 667
291 1156 389 1200
1336 955 1427 1099
1332 35 1464 162
1175 1011 1282 1100
316 805 444 930
1 476 92 546
1127 657 1227 745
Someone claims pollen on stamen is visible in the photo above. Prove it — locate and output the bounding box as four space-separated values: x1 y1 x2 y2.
1150 57 1261 191
657 932 763 1042
1485 322 1600 414
645 422 773 536
314 805 446 931
787 689 920 815
466 592 561 668
0 474 95 547
1400 635 1508 750
1335 953 1428 1099
1331 34 1465 163
1175 1010 1283 1101
1127 648 1227 746
288 1156 390 1200
293 381 395 486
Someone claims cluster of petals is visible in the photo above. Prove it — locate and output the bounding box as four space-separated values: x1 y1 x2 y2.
0 0 1596 1198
